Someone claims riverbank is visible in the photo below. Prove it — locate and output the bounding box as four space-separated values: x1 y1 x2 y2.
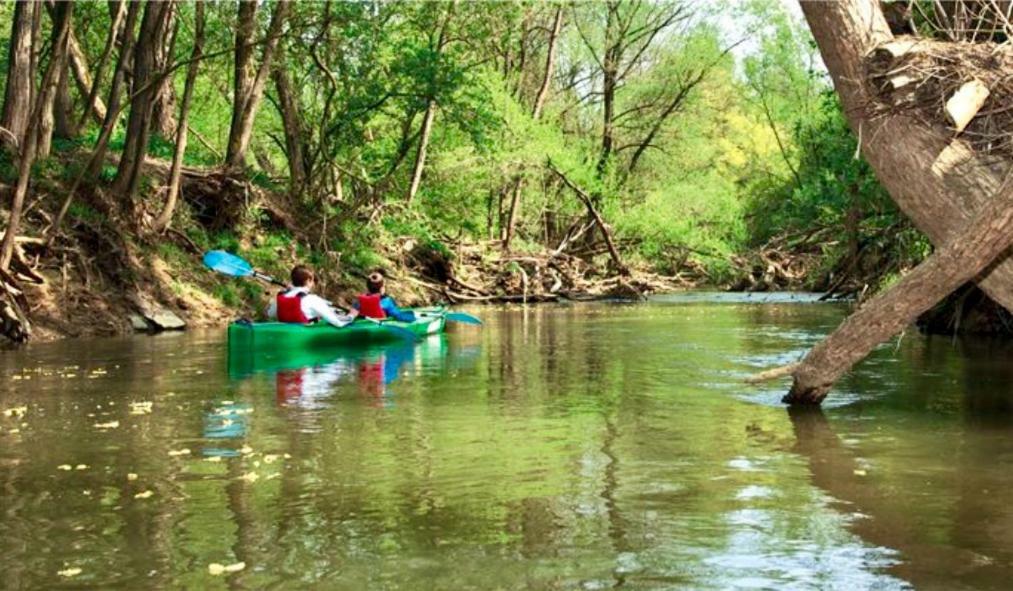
3 159 691 342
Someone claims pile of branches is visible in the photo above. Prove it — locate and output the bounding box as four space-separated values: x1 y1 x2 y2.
866 35 1013 156
399 240 687 304
729 228 835 292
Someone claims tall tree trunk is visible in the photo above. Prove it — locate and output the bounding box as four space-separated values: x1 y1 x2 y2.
531 6 563 120
151 4 180 139
85 0 139 181
502 6 565 252
0 1 73 270
406 2 455 204
596 1 620 177
112 0 174 204
153 2 204 233
502 177 523 251
1 1 37 152
35 1 75 159
272 57 306 196
225 0 289 169
77 0 124 128
778 0 1013 403
53 59 76 140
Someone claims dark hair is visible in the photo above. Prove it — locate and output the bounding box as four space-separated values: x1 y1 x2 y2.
291 265 314 287
366 271 385 294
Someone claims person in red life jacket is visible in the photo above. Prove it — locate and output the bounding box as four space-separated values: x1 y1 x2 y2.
353 272 416 322
267 265 358 327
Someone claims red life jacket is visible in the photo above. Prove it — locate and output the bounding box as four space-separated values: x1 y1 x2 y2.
276 291 310 323
357 294 386 319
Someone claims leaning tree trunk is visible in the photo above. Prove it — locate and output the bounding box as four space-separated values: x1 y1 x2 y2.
0 0 73 270
787 178 1013 404
0 1 36 152
406 102 437 205
778 0 1013 403
800 0 1013 309
76 0 124 128
153 2 204 233
111 0 174 205
84 0 139 182
406 1 455 205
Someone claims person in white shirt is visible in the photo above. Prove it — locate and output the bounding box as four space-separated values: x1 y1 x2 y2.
267 265 358 328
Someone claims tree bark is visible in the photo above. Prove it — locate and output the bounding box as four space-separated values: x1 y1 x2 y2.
111 0 175 204
153 2 204 233
777 0 1013 403
53 58 76 140
1 1 36 152
799 0 1013 312
225 0 290 169
272 56 306 196
406 2 455 204
0 0 73 270
35 2 77 159
151 4 180 139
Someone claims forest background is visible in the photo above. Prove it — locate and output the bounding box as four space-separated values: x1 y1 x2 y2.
0 0 932 339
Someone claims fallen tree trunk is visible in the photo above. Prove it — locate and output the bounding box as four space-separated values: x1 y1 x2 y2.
785 174 1013 404
774 0 1013 403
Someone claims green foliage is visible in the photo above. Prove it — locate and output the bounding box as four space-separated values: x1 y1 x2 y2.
0 0 922 291
213 284 242 308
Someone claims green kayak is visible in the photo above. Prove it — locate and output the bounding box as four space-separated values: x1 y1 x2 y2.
227 307 447 351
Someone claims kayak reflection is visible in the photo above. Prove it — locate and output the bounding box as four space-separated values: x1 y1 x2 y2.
227 334 479 407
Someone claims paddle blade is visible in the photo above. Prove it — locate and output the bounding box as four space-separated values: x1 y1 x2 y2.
445 312 483 326
203 250 254 278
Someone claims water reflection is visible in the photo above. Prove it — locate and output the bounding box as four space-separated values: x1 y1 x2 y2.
1 302 1013 589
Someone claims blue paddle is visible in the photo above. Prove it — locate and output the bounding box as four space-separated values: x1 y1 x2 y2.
203 250 419 342
445 312 483 325
203 250 287 287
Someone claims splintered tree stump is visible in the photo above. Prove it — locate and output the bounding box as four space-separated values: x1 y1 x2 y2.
945 79 990 133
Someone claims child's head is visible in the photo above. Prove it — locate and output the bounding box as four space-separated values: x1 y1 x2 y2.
291 265 315 288
366 271 385 294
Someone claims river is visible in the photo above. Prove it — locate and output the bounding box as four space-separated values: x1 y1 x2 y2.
1 294 1011 589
